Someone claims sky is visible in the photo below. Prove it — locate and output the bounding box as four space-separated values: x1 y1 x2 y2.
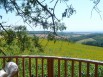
0 0 103 32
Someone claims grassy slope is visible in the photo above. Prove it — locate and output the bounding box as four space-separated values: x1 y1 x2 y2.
76 38 95 43
39 39 103 61
1 39 103 61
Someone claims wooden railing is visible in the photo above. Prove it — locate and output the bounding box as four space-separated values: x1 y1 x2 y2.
0 55 103 77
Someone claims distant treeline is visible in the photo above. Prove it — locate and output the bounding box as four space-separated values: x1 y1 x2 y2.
28 31 50 34
82 41 103 47
69 33 103 47
69 34 103 42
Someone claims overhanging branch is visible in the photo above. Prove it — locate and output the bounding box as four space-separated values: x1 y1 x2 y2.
0 23 9 35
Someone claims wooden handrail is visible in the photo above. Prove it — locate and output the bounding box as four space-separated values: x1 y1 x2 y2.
0 55 103 63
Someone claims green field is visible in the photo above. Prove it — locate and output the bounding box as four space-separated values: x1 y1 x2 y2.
1 39 103 61
40 39 103 61
1 39 103 76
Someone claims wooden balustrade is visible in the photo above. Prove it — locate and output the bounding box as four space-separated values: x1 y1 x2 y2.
0 55 103 77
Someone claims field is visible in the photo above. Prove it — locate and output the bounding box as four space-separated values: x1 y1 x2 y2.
26 39 103 76
1 38 103 76
0 37 103 61
39 39 103 61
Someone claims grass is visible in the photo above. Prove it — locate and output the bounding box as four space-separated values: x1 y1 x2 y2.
0 38 103 61
1 39 103 76
39 39 103 61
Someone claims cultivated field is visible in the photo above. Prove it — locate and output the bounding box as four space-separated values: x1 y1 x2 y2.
39 39 103 61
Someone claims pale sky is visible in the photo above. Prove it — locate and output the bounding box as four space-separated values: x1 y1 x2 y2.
0 0 103 32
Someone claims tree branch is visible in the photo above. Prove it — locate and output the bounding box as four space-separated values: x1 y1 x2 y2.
0 49 7 56
91 0 102 19
0 23 9 35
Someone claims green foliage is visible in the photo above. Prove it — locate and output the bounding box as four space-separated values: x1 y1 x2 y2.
55 21 66 31
47 33 57 43
47 33 55 41
0 25 43 54
14 26 31 51
6 29 16 45
32 35 43 52
0 29 16 45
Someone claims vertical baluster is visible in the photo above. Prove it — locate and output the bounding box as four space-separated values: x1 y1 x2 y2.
47 58 54 77
95 64 98 77
22 58 25 77
36 58 38 77
79 62 81 77
42 58 44 77
72 61 74 77
16 57 19 77
3 57 5 68
29 58 31 77
58 59 60 77
87 62 90 77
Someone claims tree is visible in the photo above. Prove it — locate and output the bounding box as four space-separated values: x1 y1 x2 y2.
32 35 43 52
0 0 101 54
0 0 101 32
0 0 77 34
91 0 102 19
14 25 30 51
2 29 16 45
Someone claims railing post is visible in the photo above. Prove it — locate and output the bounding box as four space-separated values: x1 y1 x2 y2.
36 58 38 77
16 57 19 77
58 59 60 77
42 58 44 77
22 57 25 77
87 63 90 77
47 58 54 77
3 58 5 68
95 64 98 77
